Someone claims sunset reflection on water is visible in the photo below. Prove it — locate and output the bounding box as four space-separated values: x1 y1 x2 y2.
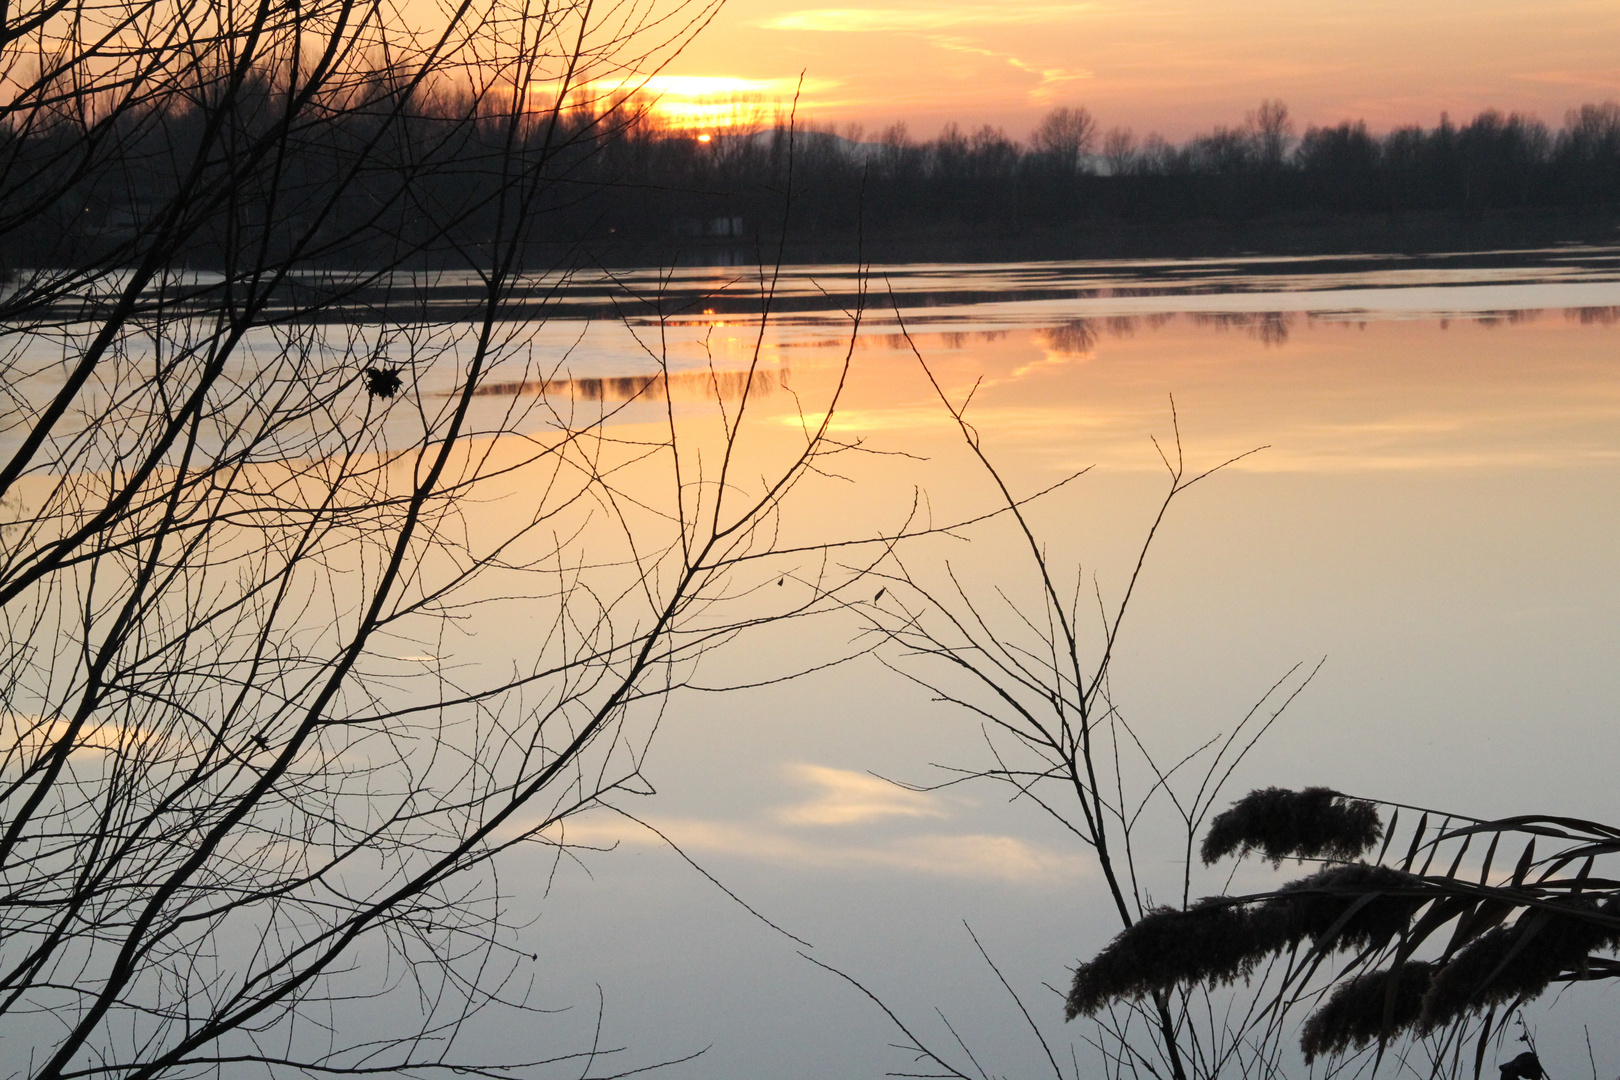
496 266 1620 1079
568 301 1620 476
261 257 1620 1080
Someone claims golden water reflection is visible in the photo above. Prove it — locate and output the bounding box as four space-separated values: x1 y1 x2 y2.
539 303 1620 476
758 302 1620 476
472 365 789 403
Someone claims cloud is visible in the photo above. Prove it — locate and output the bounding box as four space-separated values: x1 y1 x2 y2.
921 35 1094 94
760 3 1099 33
1513 68 1620 91
4 711 156 759
543 814 1088 882
523 763 1089 883
537 75 841 98
880 832 1088 880
774 763 945 825
607 75 842 98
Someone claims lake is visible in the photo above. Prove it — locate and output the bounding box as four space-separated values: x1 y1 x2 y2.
6 246 1620 1079
429 248 1620 1080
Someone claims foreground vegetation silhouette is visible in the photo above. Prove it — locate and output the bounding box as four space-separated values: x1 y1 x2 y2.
812 364 1620 1080
0 0 884 1076
1070 786 1620 1075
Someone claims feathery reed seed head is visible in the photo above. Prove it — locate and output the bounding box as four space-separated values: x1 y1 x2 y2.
1202 787 1383 866
1066 864 1423 1020
1300 961 1435 1062
1065 900 1288 1019
1420 899 1615 1029
1272 863 1425 951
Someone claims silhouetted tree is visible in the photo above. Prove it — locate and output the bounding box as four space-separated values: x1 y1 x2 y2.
1299 121 1381 211
1248 98 1294 171
0 0 871 1076
1102 126 1137 176
1032 104 1098 177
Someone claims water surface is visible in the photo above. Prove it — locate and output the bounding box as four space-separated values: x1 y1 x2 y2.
464 249 1620 1080
14 249 1620 1079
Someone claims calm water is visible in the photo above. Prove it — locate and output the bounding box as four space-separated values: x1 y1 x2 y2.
486 250 1620 1080
12 250 1620 1077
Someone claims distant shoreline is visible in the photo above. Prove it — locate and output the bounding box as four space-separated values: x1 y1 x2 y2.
12 235 1619 328
595 207 1620 268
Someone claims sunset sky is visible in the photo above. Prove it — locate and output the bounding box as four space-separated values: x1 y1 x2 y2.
644 0 1620 141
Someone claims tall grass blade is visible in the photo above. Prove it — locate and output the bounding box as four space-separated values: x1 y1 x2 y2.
1472 1006 1497 1080
1378 809 1401 866
1402 814 1430 873
1512 839 1537 888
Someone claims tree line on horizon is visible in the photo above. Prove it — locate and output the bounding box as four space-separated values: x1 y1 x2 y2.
7 85 1620 273
623 98 1620 242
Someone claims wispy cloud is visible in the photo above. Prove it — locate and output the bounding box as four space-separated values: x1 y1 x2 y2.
774 764 946 825
923 35 1094 98
526 762 1089 882
761 3 1100 33
546 815 1089 882
1513 68 1620 90
602 75 841 98
535 75 840 98
4 711 155 758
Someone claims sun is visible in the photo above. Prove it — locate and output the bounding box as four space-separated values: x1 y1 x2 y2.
526 74 838 133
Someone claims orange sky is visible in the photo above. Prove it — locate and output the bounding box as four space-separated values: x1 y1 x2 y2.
643 0 1620 141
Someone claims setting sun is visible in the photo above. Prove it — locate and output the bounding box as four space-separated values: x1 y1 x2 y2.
524 73 840 132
